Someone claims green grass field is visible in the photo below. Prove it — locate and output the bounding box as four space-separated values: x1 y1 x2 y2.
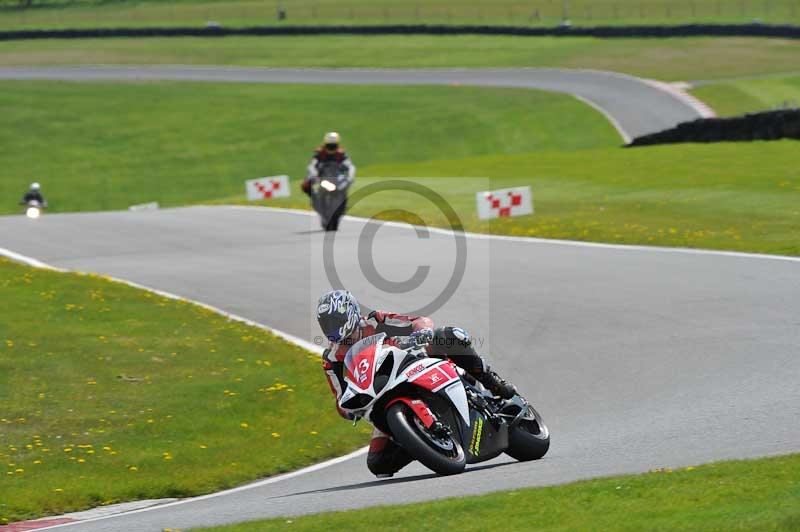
231 141 800 256
0 80 618 213
196 453 800 532
1 35 798 82
0 257 371 524
1 0 799 30
691 74 800 115
3 81 799 256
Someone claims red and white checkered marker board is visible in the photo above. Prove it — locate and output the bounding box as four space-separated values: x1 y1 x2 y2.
245 175 290 200
476 186 533 220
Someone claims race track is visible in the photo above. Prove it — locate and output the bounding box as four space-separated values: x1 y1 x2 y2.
0 66 709 140
1 206 798 531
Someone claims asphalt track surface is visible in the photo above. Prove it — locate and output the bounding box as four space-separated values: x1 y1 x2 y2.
0 66 707 140
1 206 799 531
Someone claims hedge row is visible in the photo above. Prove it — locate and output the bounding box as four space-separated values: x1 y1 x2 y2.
627 109 800 146
1 23 800 41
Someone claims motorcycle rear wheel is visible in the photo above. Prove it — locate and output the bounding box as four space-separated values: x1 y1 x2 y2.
506 404 550 461
386 403 466 476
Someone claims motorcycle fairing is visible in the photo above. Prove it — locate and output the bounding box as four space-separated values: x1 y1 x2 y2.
406 360 470 426
465 410 509 464
339 333 470 433
343 333 384 392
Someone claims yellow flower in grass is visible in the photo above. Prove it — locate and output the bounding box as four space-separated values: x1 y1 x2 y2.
240 422 249 429
271 433 280 438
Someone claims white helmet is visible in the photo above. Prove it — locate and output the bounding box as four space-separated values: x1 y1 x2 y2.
30 182 41 191
323 132 341 145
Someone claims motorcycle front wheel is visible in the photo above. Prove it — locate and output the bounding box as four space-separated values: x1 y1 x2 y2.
386 402 466 476
505 404 550 461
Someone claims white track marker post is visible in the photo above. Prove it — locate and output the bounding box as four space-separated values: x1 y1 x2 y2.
476 186 533 220
245 175 290 200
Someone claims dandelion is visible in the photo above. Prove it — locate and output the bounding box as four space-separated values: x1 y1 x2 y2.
240 422 249 429
78 458 85 463
199 444 208 449
271 432 280 438
128 466 138 472
53 488 63 493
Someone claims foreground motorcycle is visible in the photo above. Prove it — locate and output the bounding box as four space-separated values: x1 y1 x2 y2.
339 333 550 475
23 199 45 219
311 161 350 231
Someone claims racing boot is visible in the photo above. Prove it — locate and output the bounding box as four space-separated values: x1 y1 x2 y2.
478 370 518 399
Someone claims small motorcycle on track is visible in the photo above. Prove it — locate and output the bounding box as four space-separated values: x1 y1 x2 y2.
310 161 350 231
339 333 550 476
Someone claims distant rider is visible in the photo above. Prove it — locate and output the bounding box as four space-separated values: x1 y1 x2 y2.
20 182 47 207
302 132 356 195
301 132 356 230
315 289 517 478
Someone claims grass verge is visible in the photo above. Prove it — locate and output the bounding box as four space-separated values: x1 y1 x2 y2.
0 0 799 30
691 74 800 115
0 36 798 81
195 453 800 531
227 141 800 256
0 258 370 524
0 80 618 214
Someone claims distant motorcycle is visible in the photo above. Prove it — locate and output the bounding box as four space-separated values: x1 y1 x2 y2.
22 199 46 219
310 161 350 231
339 332 550 476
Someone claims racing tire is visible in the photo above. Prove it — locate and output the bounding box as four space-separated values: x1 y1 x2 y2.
386 402 466 476
506 404 550 461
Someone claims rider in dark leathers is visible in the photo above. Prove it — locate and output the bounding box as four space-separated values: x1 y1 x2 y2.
20 182 47 207
316 289 517 477
301 132 355 231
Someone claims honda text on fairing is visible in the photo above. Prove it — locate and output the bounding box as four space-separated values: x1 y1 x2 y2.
339 333 550 475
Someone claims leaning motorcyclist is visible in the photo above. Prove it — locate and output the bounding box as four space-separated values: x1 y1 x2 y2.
20 182 47 207
315 289 517 478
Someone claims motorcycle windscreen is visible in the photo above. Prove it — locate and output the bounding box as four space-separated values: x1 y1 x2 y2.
343 332 386 392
